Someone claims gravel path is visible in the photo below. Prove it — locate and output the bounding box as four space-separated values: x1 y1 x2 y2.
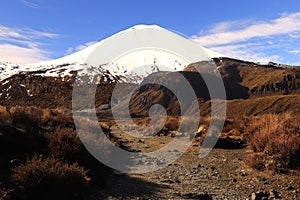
96 132 300 199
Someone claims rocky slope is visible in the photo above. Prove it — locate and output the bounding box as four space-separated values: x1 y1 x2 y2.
214 57 300 97
110 58 300 118
1 57 300 118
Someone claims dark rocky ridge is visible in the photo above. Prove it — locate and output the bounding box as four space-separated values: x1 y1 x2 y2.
213 57 300 97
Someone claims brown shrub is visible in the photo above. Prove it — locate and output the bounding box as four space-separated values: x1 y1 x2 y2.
246 114 300 171
222 116 249 136
9 106 43 132
0 106 11 126
8 106 72 129
9 106 42 120
41 108 74 129
47 125 112 186
47 127 82 161
41 109 51 121
0 188 13 200
12 156 90 200
0 106 73 155
246 153 265 171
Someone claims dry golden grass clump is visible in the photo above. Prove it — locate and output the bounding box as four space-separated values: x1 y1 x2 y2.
46 121 112 186
0 187 13 200
0 106 11 126
12 156 90 200
41 108 73 127
1 107 47 153
9 106 42 122
0 106 111 199
246 114 300 171
47 127 82 160
6 106 73 131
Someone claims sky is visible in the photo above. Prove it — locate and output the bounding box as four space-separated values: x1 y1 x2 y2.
1 0 300 65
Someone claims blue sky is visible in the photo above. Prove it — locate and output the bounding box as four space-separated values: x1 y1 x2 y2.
1 0 300 64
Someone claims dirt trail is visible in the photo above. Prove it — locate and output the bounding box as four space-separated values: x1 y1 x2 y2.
95 131 300 200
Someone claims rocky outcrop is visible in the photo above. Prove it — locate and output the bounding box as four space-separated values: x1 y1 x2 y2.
212 57 300 97
250 74 300 95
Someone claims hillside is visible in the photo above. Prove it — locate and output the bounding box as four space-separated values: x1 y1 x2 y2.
1 58 300 119
193 94 300 118
214 57 300 97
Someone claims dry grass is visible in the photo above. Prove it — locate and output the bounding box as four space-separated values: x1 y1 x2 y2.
0 188 13 200
240 66 288 90
0 106 11 126
9 106 43 132
7 106 73 131
41 108 72 126
116 116 172 136
46 118 112 185
47 127 82 160
9 106 43 121
199 94 300 118
12 155 90 200
41 109 51 121
246 114 300 171
0 106 111 197
115 116 203 137
246 153 265 171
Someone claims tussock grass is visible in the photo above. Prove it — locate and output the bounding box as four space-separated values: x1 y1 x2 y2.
246 114 300 171
12 156 90 200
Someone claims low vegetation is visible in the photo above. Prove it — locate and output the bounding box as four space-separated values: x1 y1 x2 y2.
47 127 82 161
12 156 90 200
246 114 300 171
0 104 300 199
0 106 10 126
0 106 110 199
0 188 13 200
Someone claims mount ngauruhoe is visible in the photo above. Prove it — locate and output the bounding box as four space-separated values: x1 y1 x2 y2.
0 25 220 82
1 25 300 117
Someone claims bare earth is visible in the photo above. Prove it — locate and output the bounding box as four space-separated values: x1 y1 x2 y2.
91 129 300 200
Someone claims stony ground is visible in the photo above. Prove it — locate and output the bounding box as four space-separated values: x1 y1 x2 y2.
93 130 299 200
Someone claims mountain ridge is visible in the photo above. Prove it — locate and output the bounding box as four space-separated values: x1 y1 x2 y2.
1 57 300 119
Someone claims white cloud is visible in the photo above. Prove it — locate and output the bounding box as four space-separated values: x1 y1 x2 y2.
65 41 98 55
0 25 58 64
207 19 254 34
210 44 282 63
0 25 58 41
289 49 300 55
191 13 300 63
0 44 49 64
20 0 40 9
193 13 300 46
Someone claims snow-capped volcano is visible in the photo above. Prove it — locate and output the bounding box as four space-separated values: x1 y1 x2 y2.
0 25 221 82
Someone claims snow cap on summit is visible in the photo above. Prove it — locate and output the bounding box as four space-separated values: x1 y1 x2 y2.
0 25 221 81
